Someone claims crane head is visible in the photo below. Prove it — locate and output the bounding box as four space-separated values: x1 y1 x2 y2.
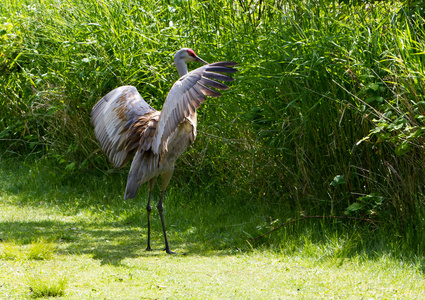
174 48 208 65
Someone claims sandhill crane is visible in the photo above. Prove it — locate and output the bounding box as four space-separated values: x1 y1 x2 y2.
91 48 237 254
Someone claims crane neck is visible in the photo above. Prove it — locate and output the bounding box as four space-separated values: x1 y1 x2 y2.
174 58 188 78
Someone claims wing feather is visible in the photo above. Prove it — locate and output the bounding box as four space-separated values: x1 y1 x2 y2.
196 82 222 97
203 71 235 82
152 61 237 155
203 66 237 74
199 77 230 90
209 61 238 67
90 85 156 168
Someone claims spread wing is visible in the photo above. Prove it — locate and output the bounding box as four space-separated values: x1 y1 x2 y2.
90 85 156 168
152 61 237 155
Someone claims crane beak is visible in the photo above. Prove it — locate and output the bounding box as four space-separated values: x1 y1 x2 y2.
196 56 208 65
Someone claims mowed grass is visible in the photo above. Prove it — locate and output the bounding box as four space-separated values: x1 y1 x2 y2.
0 158 424 299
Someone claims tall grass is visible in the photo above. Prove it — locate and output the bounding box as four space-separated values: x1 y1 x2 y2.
26 273 68 298
1 0 425 251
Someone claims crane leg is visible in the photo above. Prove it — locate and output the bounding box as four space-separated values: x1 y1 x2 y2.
157 190 175 254
146 178 156 251
158 171 175 254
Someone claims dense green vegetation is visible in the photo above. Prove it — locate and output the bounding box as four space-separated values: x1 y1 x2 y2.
1 0 425 256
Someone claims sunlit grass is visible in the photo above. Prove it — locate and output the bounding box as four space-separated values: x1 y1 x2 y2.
26 273 68 299
0 239 56 261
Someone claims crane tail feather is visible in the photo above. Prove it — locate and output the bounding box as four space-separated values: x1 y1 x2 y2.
125 150 158 200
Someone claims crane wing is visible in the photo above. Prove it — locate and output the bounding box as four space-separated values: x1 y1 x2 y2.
152 61 237 156
90 85 156 168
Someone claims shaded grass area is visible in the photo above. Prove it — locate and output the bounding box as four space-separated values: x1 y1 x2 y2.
1 158 425 298
0 157 264 261
1 157 424 260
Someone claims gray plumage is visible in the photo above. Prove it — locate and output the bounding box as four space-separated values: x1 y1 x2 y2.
91 48 237 254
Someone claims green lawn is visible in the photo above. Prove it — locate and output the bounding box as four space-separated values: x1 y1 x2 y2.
1 159 425 299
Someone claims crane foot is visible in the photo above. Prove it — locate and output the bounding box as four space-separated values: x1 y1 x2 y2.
165 248 176 255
